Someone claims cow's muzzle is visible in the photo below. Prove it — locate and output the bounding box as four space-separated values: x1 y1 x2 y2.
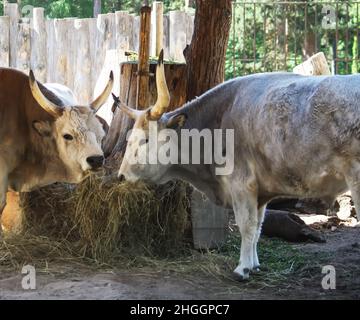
86 155 105 170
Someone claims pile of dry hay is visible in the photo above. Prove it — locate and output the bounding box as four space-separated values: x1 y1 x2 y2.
0 175 191 269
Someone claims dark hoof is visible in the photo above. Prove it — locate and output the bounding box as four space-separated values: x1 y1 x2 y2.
232 272 249 282
233 268 250 282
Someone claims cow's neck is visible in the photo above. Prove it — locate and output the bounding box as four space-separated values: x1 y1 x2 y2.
167 164 232 208
166 84 231 131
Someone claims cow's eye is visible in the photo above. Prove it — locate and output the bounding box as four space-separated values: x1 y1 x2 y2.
63 134 74 141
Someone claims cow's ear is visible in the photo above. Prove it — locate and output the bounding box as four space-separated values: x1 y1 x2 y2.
166 114 187 129
32 120 52 137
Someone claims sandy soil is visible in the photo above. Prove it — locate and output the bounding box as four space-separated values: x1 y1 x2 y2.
0 224 359 300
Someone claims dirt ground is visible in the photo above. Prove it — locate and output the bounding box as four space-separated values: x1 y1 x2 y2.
0 223 359 300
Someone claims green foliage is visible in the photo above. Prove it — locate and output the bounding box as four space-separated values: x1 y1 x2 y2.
6 0 185 17
226 1 360 79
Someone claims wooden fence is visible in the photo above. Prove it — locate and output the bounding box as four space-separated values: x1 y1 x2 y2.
0 3 194 123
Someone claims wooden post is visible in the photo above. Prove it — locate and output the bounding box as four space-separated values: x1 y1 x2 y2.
151 1 163 57
31 8 47 83
115 11 134 60
293 52 331 76
132 15 140 52
74 18 92 104
169 11 187 62
136 6 151 110
0 16 10 67
47 18 72 85
16 19 31 73
91 13 116 124
4 3 19 69
163 14 170 58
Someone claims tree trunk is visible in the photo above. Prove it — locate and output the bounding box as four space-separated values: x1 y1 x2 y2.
93 0 101 18
185 0 232 100
302 31 316 60
184 0 232 249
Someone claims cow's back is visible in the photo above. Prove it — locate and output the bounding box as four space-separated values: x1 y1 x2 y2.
224 73 360 198
0 68 29 152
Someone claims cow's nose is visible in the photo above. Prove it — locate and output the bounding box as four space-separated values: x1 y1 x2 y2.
86 155 104 170
118 174 125 182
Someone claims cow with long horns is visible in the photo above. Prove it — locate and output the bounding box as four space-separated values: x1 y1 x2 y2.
0 67 113 222
117 50 360 281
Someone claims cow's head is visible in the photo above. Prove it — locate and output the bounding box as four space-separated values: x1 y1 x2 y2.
29 71 113 182
116 50 186 183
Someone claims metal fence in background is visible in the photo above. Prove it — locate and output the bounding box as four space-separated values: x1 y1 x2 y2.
227 1 360 78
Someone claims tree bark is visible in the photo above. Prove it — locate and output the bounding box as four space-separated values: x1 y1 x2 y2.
302 31 316 60
185 0 232 100
183 0 232 249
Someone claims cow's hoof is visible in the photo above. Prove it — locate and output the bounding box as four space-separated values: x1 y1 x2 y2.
233 266 250 281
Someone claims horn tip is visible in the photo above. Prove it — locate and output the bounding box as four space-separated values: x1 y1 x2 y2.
29 70 35 82
158 49 164 66
109 70 114 81
112 93 119 102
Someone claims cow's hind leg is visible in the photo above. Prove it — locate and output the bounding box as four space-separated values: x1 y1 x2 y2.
232 189 259 281
345 162 360 222
0 164 8 215
252 205 266 273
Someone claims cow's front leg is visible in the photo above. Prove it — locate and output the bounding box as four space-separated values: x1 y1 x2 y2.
232 190 259 281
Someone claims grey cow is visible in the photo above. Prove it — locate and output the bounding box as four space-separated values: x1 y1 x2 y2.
117 53 360 280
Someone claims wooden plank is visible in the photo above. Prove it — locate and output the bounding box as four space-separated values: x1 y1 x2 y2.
4 3 19 68
0 16 10 67
73 18 92 104
186 13 194 45
116 11 134 60
132 15 140 53
137 6 151 110
162 14 170 58
293 52 331 76
16 19 31 73
47 18 72 85
169 11 187 62
92 13 116 124
151 1 163 57
31 7 47 82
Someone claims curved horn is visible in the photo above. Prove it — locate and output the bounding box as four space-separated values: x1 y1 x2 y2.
149 50 170 120
90 71 114 112
112 93 141 120
29 70 63 118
